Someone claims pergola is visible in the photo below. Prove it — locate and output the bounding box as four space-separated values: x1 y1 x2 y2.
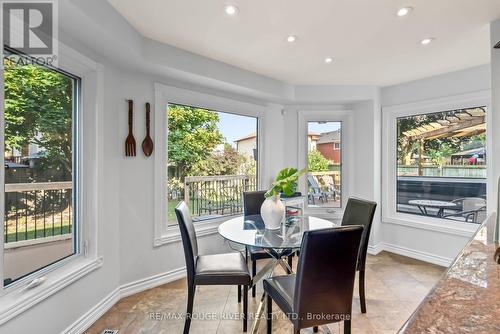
401 107 486 175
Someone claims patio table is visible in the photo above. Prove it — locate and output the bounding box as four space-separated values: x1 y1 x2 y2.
218 214 335 334
408 199 457 217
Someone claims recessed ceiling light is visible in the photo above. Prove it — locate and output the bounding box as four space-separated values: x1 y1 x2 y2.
421 38 434 45
397 7 413 17
286 35 297 43
224 4 238 16
324 57 333 64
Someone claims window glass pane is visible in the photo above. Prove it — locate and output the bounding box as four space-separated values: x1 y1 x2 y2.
396 107 487 223
307 121 342 208
167 103 258 225
3 52 78 285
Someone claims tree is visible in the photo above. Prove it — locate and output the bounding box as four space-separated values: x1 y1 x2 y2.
308 149 330 172
4 56 74 175
168 104 224 176
187 144 245 176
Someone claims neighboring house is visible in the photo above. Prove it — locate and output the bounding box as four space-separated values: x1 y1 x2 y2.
234 132 258 160
234 132 320 160
316 130 341 164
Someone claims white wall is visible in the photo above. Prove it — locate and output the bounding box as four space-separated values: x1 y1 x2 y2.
379 64 492 265
382 64 491 106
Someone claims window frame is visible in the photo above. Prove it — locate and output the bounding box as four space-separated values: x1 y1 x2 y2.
2 47 81 287
0 43 104 324
297 109 353 219
153 83 267 247
381 90 491 236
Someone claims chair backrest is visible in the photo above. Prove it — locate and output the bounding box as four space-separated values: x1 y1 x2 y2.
243 190 266 215
462 197 486 211
293 226 363 328
307 175 322 194
175 201 198 286
462 197 487 223
341 197 377 269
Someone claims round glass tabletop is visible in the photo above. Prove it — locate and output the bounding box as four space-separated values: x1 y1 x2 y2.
218 214 336 249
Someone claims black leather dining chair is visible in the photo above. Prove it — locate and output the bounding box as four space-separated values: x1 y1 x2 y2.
175 202 251 333
264 225 364 334
341 197 377 314
243 191 294 297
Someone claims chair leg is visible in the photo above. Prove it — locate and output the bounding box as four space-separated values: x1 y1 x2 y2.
344 319 351 334
287 255 293 274
243 285 248 332
238 285 241 303
252 260 257 297
184 285 195 334
267 293 272 334
359 269 366 313
313 326 318 332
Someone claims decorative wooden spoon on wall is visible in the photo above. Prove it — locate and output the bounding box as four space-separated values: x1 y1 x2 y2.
142 102 154 156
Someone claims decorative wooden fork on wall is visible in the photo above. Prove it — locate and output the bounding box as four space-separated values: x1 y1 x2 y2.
125 99 137 156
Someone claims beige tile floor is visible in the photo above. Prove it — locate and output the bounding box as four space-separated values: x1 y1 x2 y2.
85 252 445 334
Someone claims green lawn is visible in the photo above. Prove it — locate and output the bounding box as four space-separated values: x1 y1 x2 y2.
5 221 72 243
168 200 180 224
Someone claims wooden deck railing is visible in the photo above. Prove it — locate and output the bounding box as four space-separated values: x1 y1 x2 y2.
184 175 256 219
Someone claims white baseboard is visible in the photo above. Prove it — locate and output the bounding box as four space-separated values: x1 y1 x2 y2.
64 266 187 334
368 243 384 255
370 242 452 267
64 288 120 334
120 266 186 298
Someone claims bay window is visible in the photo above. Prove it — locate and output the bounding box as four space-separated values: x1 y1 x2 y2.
154 84 265 246
382 91 491 233
3 49 79 286
167 103 258 225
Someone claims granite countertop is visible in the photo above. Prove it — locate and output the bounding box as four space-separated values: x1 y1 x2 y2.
399 216 500 333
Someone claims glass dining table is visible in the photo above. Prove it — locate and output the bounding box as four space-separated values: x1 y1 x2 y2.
218 214 336 333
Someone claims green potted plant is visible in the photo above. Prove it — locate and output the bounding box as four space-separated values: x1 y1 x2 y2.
262 167 307 229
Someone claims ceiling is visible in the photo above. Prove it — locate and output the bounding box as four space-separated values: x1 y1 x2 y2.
107 0 500 86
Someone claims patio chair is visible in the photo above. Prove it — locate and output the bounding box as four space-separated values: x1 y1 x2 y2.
307 175 326 204
318 174 337 201
442 197 487 223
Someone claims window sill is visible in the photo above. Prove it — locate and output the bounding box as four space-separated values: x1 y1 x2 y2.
0 256 103 325
154 215 238 247
382 213 480 237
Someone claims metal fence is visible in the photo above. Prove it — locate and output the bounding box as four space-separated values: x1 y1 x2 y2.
184 175 256 219
4 182 73 243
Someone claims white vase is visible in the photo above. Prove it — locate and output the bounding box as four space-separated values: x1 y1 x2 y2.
261 195 285 230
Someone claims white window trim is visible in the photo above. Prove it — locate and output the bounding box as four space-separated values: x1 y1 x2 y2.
381 90 491 237
297 109 353 220
153 83 267 247
0 42 104 324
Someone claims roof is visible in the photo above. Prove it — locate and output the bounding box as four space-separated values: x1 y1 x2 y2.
451 147 486 157
316 130 341 144
5 162 29 168
234 132 320 142
234 132 256 142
